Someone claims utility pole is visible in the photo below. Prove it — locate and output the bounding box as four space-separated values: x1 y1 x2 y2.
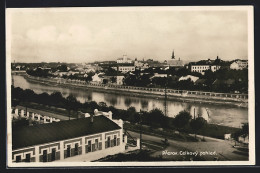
164 71 169 117
139 109 143 151
194 107 196 119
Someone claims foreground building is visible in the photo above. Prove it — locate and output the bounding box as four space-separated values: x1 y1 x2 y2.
12 114 127 162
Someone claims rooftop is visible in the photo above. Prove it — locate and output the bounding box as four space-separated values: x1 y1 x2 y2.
12 116 121 150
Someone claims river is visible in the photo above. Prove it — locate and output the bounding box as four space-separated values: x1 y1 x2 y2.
13 75 248 128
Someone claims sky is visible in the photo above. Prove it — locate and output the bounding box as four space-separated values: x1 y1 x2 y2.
7 7 249 63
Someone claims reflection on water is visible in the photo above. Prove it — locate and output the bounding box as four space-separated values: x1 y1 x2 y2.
13 75 248 128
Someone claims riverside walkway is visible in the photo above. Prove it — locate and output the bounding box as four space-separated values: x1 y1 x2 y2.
24 74 248 104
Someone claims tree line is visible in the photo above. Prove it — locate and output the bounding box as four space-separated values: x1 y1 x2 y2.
12 86 248 140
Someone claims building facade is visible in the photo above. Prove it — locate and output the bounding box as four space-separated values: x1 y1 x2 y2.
191 64 221 75
12 113 127 162
118 66 135 73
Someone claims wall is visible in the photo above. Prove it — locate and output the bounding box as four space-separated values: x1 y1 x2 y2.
12 129 125 163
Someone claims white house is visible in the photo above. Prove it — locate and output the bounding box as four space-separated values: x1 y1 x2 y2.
92 73 103 83
12 113 128 163
116 76 125 85
118 66 135 73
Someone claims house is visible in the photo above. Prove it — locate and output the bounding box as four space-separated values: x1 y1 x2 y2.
189 56 222 75
118 66 135 73
230 60 248 70
12 113 128 162
116 76 125 85
92 73 103 83
224 134 231 140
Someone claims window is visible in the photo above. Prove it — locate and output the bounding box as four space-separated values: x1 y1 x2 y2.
25 153 30 162
67 145 71 157
87 141 92 152
95 139 98 150
15 155 21 163
51 148 56 161
107 136 111 148
113 135 117 146
75 143 79 155
43 150 47 162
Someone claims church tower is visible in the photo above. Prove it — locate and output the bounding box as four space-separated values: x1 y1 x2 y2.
171 50 175 59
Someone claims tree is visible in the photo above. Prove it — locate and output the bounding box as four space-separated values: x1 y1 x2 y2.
241 123 249 138
85 72 95 83
190 117 207 139
111 76 117 83
173 111 192 131
65 94 78 120
105 67 117 76
127 107 138 123
147 109 167 128
57 64 68 72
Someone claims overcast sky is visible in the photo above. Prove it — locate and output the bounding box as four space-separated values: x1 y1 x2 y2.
8 7 249 63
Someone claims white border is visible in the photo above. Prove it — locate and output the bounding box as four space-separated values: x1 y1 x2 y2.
6 6 255 167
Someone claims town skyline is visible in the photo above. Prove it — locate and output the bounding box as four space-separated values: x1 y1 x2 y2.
8 7 248 63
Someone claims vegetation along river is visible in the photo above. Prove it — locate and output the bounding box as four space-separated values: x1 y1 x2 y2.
13 75 248 128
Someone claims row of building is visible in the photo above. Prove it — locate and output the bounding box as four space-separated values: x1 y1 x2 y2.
11 108 139 163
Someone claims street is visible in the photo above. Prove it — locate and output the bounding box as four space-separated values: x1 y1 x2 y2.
128 131 248 161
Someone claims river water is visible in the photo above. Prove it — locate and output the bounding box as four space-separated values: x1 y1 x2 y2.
13 75 248 128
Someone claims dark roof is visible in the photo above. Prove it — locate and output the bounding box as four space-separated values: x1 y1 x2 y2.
12 116 121 150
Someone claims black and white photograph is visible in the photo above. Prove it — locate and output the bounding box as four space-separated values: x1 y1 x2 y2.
6 6 255 166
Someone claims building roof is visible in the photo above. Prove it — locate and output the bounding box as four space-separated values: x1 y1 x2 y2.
167 59 184 67
12 116 121 150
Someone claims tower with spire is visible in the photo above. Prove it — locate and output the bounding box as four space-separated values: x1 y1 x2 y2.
171 49 175 59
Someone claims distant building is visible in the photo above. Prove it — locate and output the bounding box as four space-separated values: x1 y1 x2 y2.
224 134 231 140
92 73 103 83
190 56 221 75
230 59 248 70
191 65 211 74
166 50 184 67
117 55 133 64
12 113 128 162
116 76 125 85
167 58 184 67
118 66 135 73
134 58 144 68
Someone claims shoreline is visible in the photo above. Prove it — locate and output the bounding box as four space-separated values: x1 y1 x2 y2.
21 74 248 108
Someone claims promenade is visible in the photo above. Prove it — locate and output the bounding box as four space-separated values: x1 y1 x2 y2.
23 74 248 107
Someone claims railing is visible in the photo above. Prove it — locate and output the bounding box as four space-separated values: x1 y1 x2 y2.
24 74 248 100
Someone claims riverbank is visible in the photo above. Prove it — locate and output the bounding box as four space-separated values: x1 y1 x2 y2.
22 74 248 108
